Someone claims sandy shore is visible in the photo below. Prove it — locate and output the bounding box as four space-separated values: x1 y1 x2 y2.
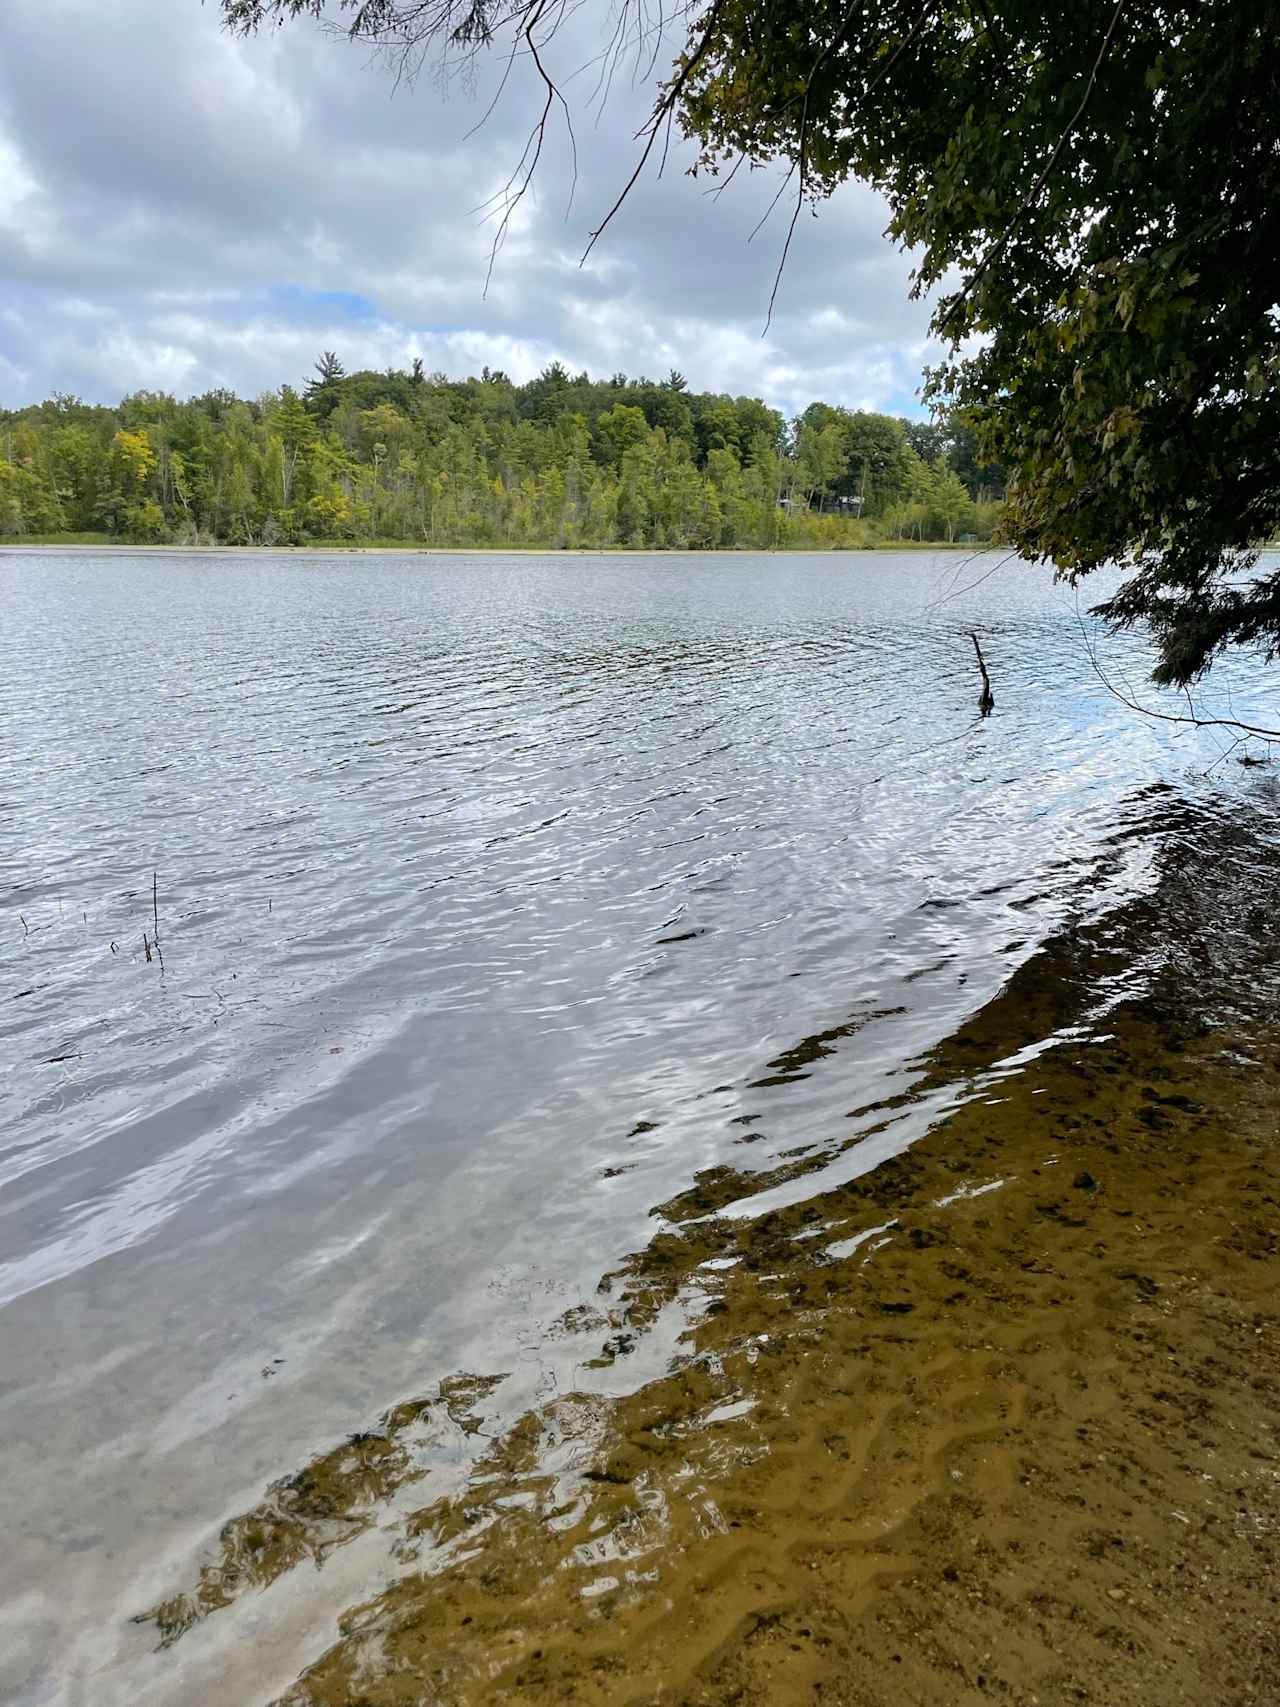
135 911 1280 1705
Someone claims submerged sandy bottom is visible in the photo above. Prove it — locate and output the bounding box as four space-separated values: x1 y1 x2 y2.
130 916 1280 1706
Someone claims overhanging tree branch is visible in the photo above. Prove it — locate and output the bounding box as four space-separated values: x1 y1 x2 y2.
939 0 1127 339
764 0 937 332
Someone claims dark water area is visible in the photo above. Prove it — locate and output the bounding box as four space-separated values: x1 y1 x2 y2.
2 547 1278 1705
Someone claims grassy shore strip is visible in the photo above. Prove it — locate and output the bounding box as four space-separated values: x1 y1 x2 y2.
136 878 1280 1706
0 536 996 556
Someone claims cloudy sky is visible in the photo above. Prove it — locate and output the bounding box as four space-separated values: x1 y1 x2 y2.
0 0 941 419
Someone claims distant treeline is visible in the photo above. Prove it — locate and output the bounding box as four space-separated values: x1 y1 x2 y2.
0 357 1006 550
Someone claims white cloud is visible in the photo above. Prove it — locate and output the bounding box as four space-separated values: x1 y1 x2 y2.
0 0 943 418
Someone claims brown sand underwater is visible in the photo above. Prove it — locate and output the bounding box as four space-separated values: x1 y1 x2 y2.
136 891 1280 1706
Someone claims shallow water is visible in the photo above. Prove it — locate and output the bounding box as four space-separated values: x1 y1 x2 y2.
2 547 1277 1705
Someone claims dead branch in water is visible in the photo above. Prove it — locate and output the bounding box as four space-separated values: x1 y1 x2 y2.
970 632 995 717
147 872 165 971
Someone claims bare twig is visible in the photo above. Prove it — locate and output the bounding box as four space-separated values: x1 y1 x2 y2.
921 546 1018 613
1203 732 1250 778
748 166 796 244
1074 598 1280 741
704 149 747 201
491 10 554 237
459 19 526 142
764 0 937 332
527 5 579 219
581 0 727 266
479 0 585 293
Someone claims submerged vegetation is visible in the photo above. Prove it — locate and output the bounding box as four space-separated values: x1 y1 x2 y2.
0 360 1001 550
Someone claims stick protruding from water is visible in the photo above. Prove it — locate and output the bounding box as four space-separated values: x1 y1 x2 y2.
146 871 165 971
970 632 995 718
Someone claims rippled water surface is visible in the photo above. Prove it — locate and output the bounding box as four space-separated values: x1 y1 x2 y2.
2 547 1278 1704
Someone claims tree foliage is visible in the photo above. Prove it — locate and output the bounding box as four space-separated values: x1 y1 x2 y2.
0 364 996 549
222 0 1280 683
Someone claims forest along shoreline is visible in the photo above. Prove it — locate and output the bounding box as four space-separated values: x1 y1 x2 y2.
0 368 1002 552
136 840 1280 1707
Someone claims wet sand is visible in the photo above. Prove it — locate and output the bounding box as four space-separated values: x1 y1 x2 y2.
137 917 1280 1704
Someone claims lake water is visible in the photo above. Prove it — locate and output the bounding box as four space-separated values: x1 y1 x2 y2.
2 547 1278 1705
